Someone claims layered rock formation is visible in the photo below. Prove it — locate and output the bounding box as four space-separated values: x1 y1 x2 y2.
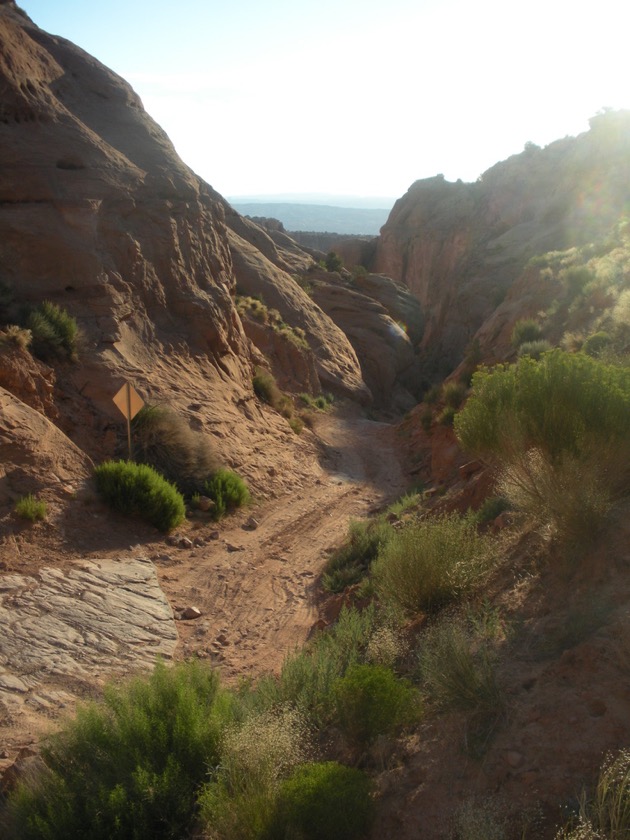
373 112 630 377
0 0 373 477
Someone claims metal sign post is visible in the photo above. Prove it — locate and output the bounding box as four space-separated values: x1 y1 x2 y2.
112 382 145 460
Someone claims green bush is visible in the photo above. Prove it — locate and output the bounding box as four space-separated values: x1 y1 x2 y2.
15 494 47 522
255 606 381 728
131 404 220 496
271 762 374 840
27 301 78 361
510 318 542 348
5 661 227 840
94 460 186 532
253 367 294 420
332 663 420 749
202 468 250 520
473 496 510 526
325 251 344 272
582 330 612 357
454 350 630 466
373 514 496 616
442 380 467 409
454 350 630 543
198 707 309 840
517 339 552 359
322 518 392 592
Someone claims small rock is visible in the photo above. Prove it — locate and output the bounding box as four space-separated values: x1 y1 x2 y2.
180 606 202 620
505 750 524 768
243 516 260 531
268 466 276 476
226 543 244 552
166 534 180 546
178 537 194 549
193 537 205 547
216 633 230 646
197 495 214 512
208 530 220 540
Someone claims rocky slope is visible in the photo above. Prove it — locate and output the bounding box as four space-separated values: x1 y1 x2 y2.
372 112 630 380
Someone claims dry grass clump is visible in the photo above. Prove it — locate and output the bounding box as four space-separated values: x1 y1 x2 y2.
372 514 497 616
556 749 630 839
0 324 32 349
131 404 221 496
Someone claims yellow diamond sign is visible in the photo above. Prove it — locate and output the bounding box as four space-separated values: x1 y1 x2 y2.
112 382 144 421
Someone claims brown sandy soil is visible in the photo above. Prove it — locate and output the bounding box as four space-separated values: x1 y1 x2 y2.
0 405 408 769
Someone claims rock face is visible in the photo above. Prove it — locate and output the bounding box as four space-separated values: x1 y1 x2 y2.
0 555 178 719
373 113 630 377
0 0 372 454
311 272 423 410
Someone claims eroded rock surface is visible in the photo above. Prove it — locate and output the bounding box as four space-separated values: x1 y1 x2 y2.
0 555 177 721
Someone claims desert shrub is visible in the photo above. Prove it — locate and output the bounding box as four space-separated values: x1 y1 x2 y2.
373 514 496 616
253 367 280 404
332 663 420 749
473 495 510 526
517 339 552 359
0 324 32 349
442 380 467 409
417 619 504 715
511 318 542 348
256 606 381 727
5 661 227 840
420 405 433 432
202 468 250 520
14 494 47 522
131 404 220 496
299 392 334 411
94 460 186 532
454 350 630 467
556 749 630 839
497 449 613 545
322 518 393 592
27 301 78 361
455 350 630 544
386 490 422 519
198 707 310 840
424 383 442 404
438 405 456 426
582 330 612 357
271 762 374 840
562 265 594 297
325 251 343 272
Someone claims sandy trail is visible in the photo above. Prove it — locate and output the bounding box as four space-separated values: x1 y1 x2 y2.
0 408 407 766
160 412 407 677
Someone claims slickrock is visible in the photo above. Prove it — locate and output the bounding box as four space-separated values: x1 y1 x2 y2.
0 555 177 720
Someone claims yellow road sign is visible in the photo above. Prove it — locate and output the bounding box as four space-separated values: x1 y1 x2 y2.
113 382 144 421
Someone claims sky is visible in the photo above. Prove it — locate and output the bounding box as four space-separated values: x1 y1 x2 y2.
17 0 630 202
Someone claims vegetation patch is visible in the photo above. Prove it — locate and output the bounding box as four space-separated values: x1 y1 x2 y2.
131 404 220 497
14 494 47 522
4 661 226 840
372 514 497 616
202 468 250 520
271 762 374 840
322 518 393 593
26 301 79 361
94 460 186 532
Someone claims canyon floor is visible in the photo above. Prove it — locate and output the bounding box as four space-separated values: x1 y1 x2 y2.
0 405 408 777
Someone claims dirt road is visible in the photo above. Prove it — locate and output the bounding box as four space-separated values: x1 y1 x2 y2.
0 408 407 767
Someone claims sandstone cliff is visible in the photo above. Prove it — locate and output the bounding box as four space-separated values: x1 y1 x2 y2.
373 112 630 378
0 0 373 480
